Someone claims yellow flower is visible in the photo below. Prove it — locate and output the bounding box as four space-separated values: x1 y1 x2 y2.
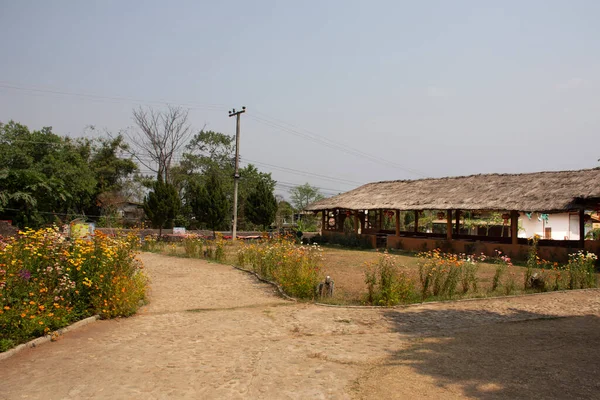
3 306 10 310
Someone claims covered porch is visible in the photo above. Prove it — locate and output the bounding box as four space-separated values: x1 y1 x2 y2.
307 169 600 262
319 208 600 261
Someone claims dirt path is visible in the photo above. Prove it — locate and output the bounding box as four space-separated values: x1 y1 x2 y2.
1 253 600 399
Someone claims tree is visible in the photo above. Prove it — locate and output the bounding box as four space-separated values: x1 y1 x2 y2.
289 183 325 210
0 121 97 227
275 198 294 229
143 178 180 236
190 172 230 235
127 106 193 183
245 180 277 230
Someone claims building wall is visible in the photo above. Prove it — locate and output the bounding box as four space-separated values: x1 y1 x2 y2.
320 231 600 263
518 212 571 240
518 212 592 240
386 234 600 262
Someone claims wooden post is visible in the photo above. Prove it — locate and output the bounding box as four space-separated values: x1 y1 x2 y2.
354 210 359 234
395 210 400 236
414 210 419 233
455 210 461 235
378 209 383 230
579 209 585 248
446 210 453 240
511 210 518 245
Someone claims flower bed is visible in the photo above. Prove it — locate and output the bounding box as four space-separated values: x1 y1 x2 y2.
0 227 147 352
236 238 323 299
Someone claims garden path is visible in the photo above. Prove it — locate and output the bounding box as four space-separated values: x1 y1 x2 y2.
1 253 600 399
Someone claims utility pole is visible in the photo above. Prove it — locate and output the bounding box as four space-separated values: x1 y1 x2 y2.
229 106 246 240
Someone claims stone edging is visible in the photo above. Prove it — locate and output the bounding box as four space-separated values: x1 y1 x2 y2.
313 287 600 309
0 315 100 362
228 264 600 309
230 265 297 302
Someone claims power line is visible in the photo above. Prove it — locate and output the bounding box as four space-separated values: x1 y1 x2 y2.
247 112 428 178
0 82 228 111
1 81 426 177
239 157 363 186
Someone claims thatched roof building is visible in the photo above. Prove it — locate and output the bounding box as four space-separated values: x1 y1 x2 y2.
305 168 600 213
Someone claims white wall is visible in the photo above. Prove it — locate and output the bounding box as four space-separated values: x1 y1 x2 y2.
518 212 583 240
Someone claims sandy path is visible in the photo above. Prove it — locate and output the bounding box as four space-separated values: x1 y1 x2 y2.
1 253 600 399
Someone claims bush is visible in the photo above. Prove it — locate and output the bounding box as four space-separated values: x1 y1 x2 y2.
417 250 483 299
566 250 598 289
0 227 147 351
491 250 512 292
236 238 323 299
182 235 203 258
364 252 414 306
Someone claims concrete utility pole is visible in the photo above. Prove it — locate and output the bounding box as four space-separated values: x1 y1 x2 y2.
228 106 246 240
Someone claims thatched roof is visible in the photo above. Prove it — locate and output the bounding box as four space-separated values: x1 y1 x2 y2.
305 168 600 213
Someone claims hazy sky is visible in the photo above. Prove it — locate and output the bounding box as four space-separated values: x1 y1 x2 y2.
1 1 599 198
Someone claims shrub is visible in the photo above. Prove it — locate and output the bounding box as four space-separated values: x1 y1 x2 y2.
460 256 479 294
0 228 147 351
504 268 518 295
214 234 226 262
566 251 598 289
492 250 512 292
319 232 372 249
417 250 482 299
182 235 203 258
235 238 322 299
141 235 163 253
364 252 414 306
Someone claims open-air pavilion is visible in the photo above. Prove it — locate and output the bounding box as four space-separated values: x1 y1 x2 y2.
305 168 600 261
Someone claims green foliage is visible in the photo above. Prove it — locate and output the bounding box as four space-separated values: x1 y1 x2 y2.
190 172 230 233
364 253 414 306
0 121 138 228
143 178 181 235
245 179 277 229
289 183 325 210
309 232 373 249
0 121 96 227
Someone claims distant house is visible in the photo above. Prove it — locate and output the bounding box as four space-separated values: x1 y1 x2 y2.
114 201 144 224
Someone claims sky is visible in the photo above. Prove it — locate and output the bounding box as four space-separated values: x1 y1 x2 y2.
1 0 599 199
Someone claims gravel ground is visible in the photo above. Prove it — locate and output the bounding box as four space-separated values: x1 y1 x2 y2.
1 253 599 399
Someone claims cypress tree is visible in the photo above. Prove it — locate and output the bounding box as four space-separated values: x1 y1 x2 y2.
143 178 181 236
245 179 277 230
190 172 230 236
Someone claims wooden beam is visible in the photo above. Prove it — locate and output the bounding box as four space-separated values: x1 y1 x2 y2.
378 209 383 230
354 210 359 233
446 210 453 240
579 209 585 248
510 210 518 244
455 210 461 235
414 211 419 233
395 210 400 236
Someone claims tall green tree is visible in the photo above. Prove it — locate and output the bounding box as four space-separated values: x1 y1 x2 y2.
0 121 97 227
143 178 180 236
289 183 325 210
190 172 230 235
245 180 277 230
